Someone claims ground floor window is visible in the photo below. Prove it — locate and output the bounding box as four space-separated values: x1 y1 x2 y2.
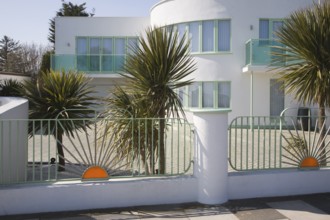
270 79 284 116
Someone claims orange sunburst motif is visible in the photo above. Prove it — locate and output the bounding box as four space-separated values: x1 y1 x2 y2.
281 116 330 169
300 156 319 168
82 166 109 180
55 116 131 180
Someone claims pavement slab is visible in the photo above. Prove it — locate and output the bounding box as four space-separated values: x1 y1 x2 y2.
2 193 330 220
268 200 329 220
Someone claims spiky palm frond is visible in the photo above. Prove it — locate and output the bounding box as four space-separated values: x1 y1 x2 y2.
272 2 330 106
22 69 95 170
103 87 160 174
0 78 23 97
105 27 196 174
273 2 330 165
22 69 95 137
123 26 196 118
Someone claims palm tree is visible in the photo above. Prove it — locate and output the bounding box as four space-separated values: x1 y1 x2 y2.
105 27 196 174
48 2 93 46
104 86 157 174
22 70 95 171
273 2 330 165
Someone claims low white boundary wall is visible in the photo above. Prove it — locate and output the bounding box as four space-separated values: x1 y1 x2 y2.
0 110 329 216
228 168 330 199
0 177 197 215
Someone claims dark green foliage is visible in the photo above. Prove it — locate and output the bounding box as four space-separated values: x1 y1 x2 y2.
39 50 54 74
22 70 95 170
273 1 330 165
0 78 23 97
105 27 196 174
0 36 20 72
48 2 94 46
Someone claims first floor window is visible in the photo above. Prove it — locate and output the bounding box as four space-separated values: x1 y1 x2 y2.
75 36 138 72
202 20 214 52
218 20 231 51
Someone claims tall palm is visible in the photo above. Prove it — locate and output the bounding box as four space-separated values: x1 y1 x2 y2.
48 2 93 46
106 27 196 174
273 2 330 165
22 70 95 171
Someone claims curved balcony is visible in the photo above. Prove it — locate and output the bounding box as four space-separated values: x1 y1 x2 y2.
243 39 285 73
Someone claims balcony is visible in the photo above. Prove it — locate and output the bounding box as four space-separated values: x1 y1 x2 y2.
51 54 127 74
243 39 285 73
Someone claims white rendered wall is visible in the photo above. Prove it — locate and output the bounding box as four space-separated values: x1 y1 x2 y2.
228 169 330 199
0 97 28 184
0 177 197 215
151 0 315 121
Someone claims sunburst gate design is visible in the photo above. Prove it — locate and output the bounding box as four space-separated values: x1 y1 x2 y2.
55 116 131 180
281 117 330 169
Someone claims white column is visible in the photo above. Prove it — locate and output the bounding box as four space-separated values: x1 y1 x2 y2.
192 110 229 204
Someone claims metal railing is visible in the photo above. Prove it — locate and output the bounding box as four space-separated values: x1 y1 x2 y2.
245 39 285 66
0 117 194 185
229 116 330 171
50 54 127 73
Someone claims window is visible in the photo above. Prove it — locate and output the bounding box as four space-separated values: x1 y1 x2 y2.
169 19 231 53
180 81 231 109
177 23 187 42
102 38 113 71
270 79 284 116
202 20 214 52
102 38 113 54
75 36 138 72
259 19 284 40
127 38 138 55
188 83 199 108
218 20 231 51
202 82 214 107
189 22 199 52
218 82 230 108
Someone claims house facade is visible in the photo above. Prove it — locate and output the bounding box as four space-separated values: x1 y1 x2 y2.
52 0 317 122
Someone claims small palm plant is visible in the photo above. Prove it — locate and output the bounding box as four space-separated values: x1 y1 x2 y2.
0 79 23 97
21 70 95 171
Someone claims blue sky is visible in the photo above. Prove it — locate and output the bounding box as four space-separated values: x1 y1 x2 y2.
0 0 160 46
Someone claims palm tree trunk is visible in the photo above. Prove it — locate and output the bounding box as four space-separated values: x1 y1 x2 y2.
318 106 327 166
57 134 65 171
159 118 166 174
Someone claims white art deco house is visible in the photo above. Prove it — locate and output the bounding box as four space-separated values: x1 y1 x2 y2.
52 0 317 122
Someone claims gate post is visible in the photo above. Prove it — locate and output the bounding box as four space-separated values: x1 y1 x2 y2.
192 110 230 204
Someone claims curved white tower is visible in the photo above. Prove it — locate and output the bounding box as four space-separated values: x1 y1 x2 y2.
151 0 315 121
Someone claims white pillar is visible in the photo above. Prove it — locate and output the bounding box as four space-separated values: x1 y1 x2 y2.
192 110 229 204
